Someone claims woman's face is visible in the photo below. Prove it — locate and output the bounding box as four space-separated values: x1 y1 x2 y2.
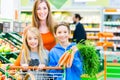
27 31 39 50
37 2 48 21
55 25 70 43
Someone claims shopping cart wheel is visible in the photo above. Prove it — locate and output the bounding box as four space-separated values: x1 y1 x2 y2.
24 73 35 80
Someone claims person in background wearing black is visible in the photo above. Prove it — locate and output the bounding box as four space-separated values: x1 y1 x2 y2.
72 13 87 43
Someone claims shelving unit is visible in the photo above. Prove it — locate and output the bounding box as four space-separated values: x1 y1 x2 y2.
103 8 120 51
19 6 102 43
51 7 102 43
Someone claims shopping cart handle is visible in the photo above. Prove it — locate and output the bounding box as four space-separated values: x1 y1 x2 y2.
7 65 63 70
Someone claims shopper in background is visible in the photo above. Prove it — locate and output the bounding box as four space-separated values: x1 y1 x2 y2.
48 22 83 80
32 0 56 51
72 13 87 43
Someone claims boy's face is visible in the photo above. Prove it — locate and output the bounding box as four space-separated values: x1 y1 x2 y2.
55 25 70 43
27 31 39 50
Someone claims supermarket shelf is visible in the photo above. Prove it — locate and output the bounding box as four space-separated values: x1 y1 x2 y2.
104 51 120 54
116 45 120 47
107 37 120 40
87 36 99 39
85 28 100 31
70 36 99 40
0 54 11 63
105 28 120 33
104 12 120 15
6 33 22 44
107 63 120 79
0 68 16 80
4 38 21 49
107 63 120 66
104 22 120 25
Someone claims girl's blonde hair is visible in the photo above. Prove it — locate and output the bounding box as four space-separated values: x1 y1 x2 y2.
23 27 46 64
32 0 54 34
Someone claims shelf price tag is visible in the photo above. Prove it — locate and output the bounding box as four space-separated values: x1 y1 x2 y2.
104 9 117 12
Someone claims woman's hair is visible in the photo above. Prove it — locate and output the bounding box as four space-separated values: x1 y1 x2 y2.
32 0 54 33
54 22 70 34
23 27 46 64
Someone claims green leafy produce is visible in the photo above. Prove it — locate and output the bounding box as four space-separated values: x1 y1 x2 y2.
77 40 100 77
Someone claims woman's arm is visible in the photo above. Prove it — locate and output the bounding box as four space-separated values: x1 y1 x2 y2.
14 52 21 66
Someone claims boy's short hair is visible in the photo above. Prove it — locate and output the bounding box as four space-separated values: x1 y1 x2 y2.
54 22 70 34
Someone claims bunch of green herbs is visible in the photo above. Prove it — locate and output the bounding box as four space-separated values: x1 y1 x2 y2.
77 40 100 77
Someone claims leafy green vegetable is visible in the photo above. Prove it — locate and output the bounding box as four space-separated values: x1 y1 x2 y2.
77 40 100 77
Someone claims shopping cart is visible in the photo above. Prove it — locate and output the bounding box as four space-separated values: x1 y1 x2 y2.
6 65 66 80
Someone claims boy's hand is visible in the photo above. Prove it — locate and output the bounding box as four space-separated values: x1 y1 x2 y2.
70 46 78 54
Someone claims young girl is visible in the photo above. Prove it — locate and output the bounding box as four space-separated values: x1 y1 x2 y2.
48 22 83 80
20 27 48 69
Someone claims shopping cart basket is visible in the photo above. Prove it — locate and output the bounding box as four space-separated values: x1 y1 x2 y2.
6 65 66 80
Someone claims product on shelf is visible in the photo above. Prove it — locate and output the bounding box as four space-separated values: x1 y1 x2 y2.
103 8 120 50
0 32 22 64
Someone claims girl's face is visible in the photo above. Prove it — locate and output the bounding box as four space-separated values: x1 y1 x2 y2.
37 2 48 21
55 25 70 43
27 31 39 50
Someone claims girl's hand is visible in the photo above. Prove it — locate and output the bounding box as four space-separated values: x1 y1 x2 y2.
38 64 45 69
21 64 28 71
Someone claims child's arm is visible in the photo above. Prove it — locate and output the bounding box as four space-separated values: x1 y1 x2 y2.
72 51 83 76
20 51 28 66
48 51 63 73
14 52 21 66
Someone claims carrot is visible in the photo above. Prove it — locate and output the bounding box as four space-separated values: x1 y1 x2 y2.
59 52 70 66
64 54 71 67
69 53 74 67
66 54 71 67
58 51 68 65
58 50 71 66
67 51 74 68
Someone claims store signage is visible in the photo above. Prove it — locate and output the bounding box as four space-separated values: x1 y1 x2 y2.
21 0 34 7
49 0 67 9
109 0 120 7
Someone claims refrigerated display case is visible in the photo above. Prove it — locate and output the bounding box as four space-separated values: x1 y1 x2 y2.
103 8 120 51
